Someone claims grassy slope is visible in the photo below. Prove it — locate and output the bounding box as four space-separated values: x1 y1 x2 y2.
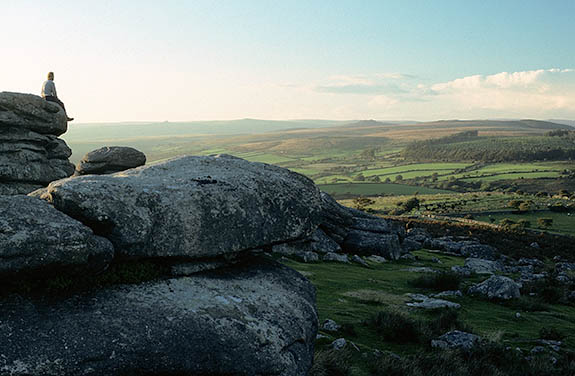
281 250 575 375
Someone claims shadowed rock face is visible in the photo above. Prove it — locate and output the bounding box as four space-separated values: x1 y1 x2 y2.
75 146 146 175
0 195 114 277
0 257 318 376
35 154 323 260
0 92 67 135
0 92 74 194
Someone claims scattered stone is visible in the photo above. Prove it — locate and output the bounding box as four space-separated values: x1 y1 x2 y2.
403 267 439 273
468 275 521 300
530 242 540 249
331 338 347 350
401 238 422 253
431 290 463 298
322 319 341 332
556 262 575 273
463 258 504 275
519 257 544 267
406 293 461 310
531 346 546 354
515 312 521 319
366 255 387 263
400 253 416 261
323 253 350 263
406 228 431 243
351 255 369 267
342 230 401 260
0 195 114 277
431 331 480 350
459 244 497 260
451 265 472 277
350 217 390 233
75 146 146 175
431 257 442 264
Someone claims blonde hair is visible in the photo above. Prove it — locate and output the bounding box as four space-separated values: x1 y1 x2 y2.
47 72 54 80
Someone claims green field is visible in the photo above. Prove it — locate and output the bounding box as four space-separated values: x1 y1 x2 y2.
475 212 575 236
318 183 452 196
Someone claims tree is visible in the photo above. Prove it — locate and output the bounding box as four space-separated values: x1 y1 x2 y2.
537 217 553 229
518 202 530 212
395 175 403 182
353 174 365 182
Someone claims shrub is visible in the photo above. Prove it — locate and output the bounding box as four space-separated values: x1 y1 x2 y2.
340 323 357 337
537 218 553 229
310 348 352 376
539 327 566 341
365 310 424 344
428 308 473 336
409 272 462 291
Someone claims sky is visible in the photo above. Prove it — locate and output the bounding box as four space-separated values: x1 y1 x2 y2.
1 0 574 122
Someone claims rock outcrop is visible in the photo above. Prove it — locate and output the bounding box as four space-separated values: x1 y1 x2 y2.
75 146 146 175
0 92 74 194
0 257 317 376
468 275 521 300
0 195 114 277
34 154 322 260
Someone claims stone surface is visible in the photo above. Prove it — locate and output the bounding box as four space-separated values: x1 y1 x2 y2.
323 253 350 263
463 258 504 275
351 254 369 267
35 155 322 260
0 195 114 277
431 331 480 350
342 230 401 260
0 257 317 376
406 293 461 309
431 290 463 298
75 146 147 175
366 255 387 263
322 319 341 332
459 244 497 260
0 93 74 194
0 92 67 135
468 275 521 300
331 338 347 350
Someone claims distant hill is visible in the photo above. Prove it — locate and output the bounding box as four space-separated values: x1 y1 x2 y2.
548 119 575 128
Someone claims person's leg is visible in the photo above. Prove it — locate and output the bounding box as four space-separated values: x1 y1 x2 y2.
45 96 73 121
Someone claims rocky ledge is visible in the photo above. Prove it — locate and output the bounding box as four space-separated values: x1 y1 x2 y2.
0 92 74 194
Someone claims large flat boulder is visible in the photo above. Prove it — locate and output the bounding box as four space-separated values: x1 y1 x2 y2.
0 92 67 136
34 155 322 260
0 257 318 376
0 195 114 277
342 230 401 260
75 146 146 175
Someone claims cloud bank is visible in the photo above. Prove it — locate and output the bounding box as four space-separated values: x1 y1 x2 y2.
302 68 575 120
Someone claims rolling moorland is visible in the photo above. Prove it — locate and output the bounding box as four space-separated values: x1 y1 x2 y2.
63 118 575 375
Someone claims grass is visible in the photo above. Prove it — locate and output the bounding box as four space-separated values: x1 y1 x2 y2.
278 249 575 375
318 183 452 196
474 211 575 236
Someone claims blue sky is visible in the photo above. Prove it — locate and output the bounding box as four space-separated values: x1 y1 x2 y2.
2 0 574 121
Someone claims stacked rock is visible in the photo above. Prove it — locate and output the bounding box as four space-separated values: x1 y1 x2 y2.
0 92 74 194
75 146 146 175
1 154 321 375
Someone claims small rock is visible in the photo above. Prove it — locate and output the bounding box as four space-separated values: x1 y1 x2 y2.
366 255 387 263
530 346 546 354
464 258 504 275
322 319 341 332
431 257 442 264
323 253 350 263
331 338 347 350
515 312 521 319
400 253 416 261
530 242 540 249
431 290 463 298
402 267 438 273
406 294 461 310
431 331 479 350
75 146 146 175
351 255 369 267
468 275 521 300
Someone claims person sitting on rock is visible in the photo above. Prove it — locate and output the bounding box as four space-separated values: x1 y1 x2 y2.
41 72 74 122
